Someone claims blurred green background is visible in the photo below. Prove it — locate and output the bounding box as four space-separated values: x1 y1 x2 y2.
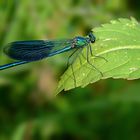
0 0 140 140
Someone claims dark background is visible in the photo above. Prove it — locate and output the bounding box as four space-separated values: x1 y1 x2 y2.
0 0 140 140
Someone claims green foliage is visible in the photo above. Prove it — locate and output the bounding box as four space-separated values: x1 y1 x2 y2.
1 0 140 140
56 18 140 94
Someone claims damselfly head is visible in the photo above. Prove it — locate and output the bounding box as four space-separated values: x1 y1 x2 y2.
88 32 96 43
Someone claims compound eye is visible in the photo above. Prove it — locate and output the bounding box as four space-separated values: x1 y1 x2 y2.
91 39 95 43
88 32 96 43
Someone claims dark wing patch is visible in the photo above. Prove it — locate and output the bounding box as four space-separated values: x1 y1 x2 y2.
4 40 56 61
4 39 73 61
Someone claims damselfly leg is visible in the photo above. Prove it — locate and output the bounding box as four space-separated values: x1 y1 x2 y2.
66 48 84 87
88 43 108 62
86 44 104 77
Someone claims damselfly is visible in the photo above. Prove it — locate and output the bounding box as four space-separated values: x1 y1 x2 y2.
0 32 104 76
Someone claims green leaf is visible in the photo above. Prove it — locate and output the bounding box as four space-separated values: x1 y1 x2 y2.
55 17 140 94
